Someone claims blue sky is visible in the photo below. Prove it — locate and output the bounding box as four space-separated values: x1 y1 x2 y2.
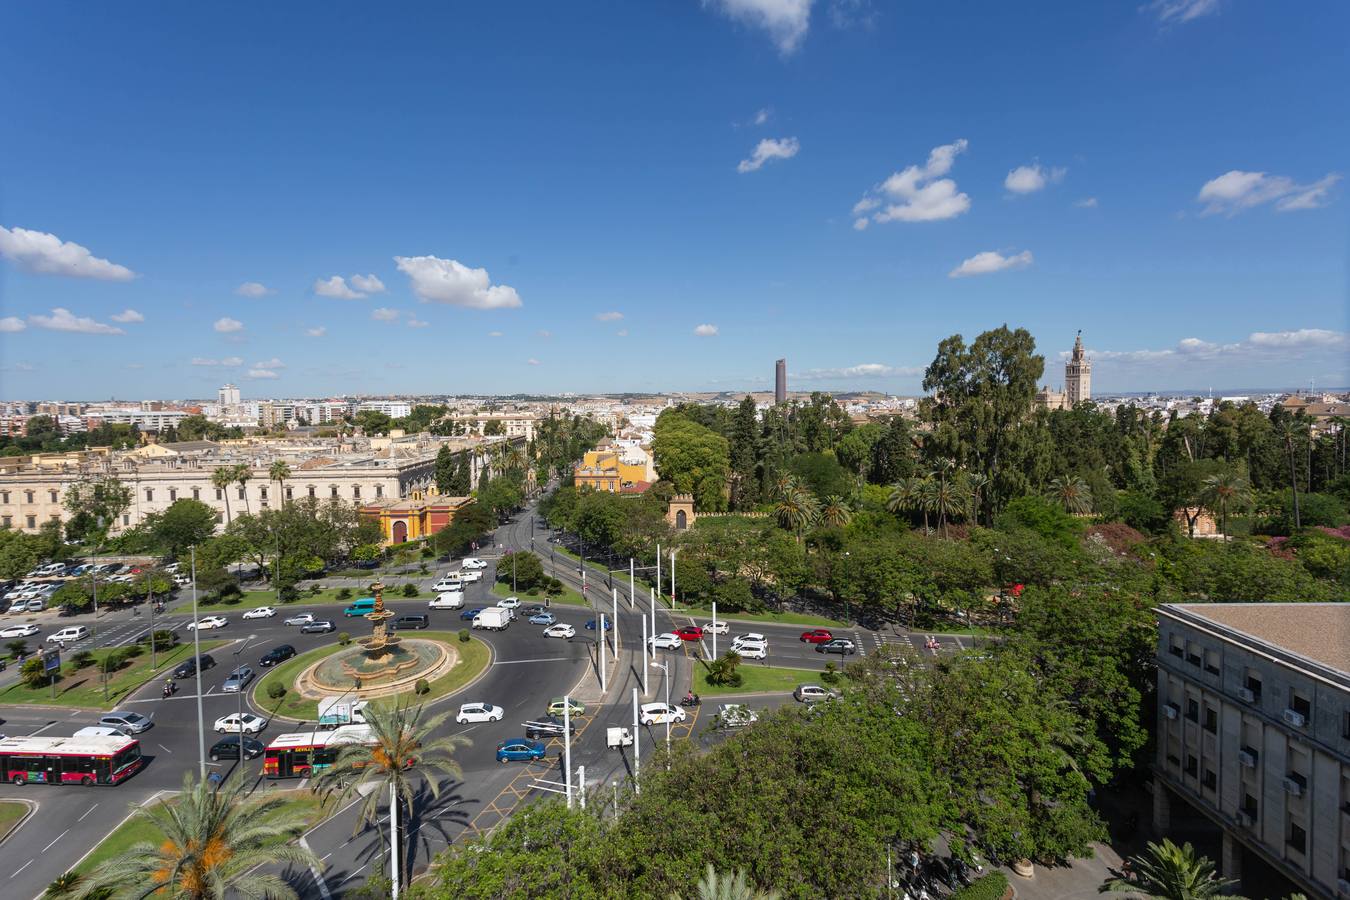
1 0 1346 400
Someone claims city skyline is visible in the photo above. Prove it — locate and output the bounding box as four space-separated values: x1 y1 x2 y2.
1 3 1347 399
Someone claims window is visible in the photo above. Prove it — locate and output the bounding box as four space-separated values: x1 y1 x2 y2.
1204 706 1218 733
1186 698 1199 722
26 515 36 529
215 488 223 501
1166 753 1181 768
48 490 58 503
285 487 293 500
145 489 154 502
1184 754 1198 777
0 491 8 503
1291 692 1311 718
1245 672 1263 700
259 487 268 500
352 486 361 499
122 514 129 526
1186 642 1202 667
1202 768 1217 791
1287 821 1306 854
330 486 338 499
308 486 316 498
375 485 383 499
1241 793 1258 817
237 487 245 500
0 516 9 528
169 488 177 502
1203 649 1220 675
25 491 34 504
192 487 200 500
1343 710 1350 740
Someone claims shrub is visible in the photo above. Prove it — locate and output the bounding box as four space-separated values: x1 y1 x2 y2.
71 650 95 669
418 564 430 576
20 657 49 689
458 629 470 643
308 584 323 597
951 872 1009 900
337 632 351 646
121 643 144 659
279 584 300 603
5 639 29 659
266 681 287 700
141 629 178 649
546 578 564 596
217 583 243 601
414 678 430 695
820 661 839 685
402 583 419 598
336 588 353 601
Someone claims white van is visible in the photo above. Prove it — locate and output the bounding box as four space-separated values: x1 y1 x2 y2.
48 626 90 644
428 591 464 610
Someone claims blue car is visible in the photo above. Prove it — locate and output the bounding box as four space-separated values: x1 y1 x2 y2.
528 612 556 625
496 738 547 764
460 607 486 621
584 618 612 631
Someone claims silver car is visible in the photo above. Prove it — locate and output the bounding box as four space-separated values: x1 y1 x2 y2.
221 665 254 693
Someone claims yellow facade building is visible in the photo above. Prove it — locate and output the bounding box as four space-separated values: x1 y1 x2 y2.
360 494 474 545
573 441 650 494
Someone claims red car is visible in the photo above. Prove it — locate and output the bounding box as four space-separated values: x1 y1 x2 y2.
674 626 704 641
799 629 834 644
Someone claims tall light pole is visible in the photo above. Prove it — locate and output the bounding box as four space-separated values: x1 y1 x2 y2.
191 546 206 779
232 634 258 766
563 696 573 808
669 549 676 609
631 686 640 794
641 616 649 697
629 558 635 611
598 613 607 694
651 661 671 761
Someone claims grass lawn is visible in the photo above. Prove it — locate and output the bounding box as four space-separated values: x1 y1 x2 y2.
253 631 491 723
174 585 427 614
75 792 332 875
491 581 587 607
0 800 28 842
673 606 851 629
694 663 824 696
0 639 229 709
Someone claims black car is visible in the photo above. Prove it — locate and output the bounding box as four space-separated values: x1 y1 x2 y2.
815 639 857 656
300 620 335 634
524 714 577 740
393 615 429 630
172 653 216 679
258 644 296 668
209 736 264 761
522 605 548 617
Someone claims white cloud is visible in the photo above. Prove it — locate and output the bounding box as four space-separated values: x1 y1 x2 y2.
371 307 400 322
1075 197 1099 208
253 357 286 369
596 311 624 321
305 326 327 337
0 317 26 333
28 307 125 335
527 358 541 366
1077 329 1349 366
110 309 144 323
235 281 271 297
488 330 504 338
616 328 629 337
0 226 136 281
852 217 869 231
247 368 279 380
125 363 143 370
191 357 243 367
394 255 522 309
349 274 386 294
1 361 35 372
1197 170 1341 216
753 108 771 126
853 140 971 225
213 317 244 333
313 275 365 299
407 318 429 328
706 0 814 54
694 323 719 336
1004 163 1066 195
737 137 800 173
1146 0 1220 25
796 363 923 380
949 249 1034 278
536 329 552 338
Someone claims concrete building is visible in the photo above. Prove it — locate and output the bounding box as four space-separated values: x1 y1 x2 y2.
218 384 241 407
775 358 787 406
573 439 650 494
1154 603 1350 899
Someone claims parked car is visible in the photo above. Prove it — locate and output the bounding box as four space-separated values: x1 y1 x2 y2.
393 614 429 630
300 620 336 634
524 715 576 740
187 615 228 631
0 624 40 638
715 703 759 728
461 558 488 570
495 738 546 763
528 611 556 625
284 613 315 626
674 626 704 641
172 654 216 679
99 711 153 733
546 697 585 717
543 623 575 639
815 638 856 655
242 606 276 620
214 712 268 734
799 629 834 644
47 626 90 644
639 703 687 726
522 604 548 617
648 632 681 650
24 600 46 612
221 665 255 693
456 702 504 724
432 576 463 592
209 737 264 761
258 645 296 668
793 684 838 704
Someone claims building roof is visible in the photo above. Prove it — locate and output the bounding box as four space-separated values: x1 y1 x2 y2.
1166 603 1350 676
159 440 222 452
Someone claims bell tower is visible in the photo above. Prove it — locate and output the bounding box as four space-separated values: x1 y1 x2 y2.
1065 331 1091 407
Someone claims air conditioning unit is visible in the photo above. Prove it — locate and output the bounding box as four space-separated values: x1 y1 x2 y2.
1236 687 1255 703
1236 811 1255 827
1238 750 1257 768
1282 708 1306 728
1283 776 1304 797
1164 704 1179 720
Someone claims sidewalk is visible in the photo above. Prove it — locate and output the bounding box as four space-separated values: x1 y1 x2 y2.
1002 843 1122 900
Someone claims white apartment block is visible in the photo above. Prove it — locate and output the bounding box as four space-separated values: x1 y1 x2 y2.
83 408 190 432
1155 603 1350 899
358 400 413 418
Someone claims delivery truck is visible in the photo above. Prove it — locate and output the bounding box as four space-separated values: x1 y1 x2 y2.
472 607 510 631
317 697 369 728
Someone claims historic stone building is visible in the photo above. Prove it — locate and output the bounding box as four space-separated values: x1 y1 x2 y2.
1036 331 1093 411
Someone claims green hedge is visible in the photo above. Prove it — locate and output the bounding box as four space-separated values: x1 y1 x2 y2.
952 872 1009 900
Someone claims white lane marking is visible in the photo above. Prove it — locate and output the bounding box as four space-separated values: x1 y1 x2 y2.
338 862 369 885
492 657 570 665
157 743 173 754
298 778 308 791
69 710 81 718
42 829 69 852
27 722 57 737
12 859 32 876
299 837 333 900
78 804 99 822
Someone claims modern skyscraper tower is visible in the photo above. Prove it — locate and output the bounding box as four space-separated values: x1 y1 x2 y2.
774 359 787 405
1064 331 1091 407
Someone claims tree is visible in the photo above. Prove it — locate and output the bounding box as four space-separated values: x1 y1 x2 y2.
1046 475 1093 515
497 551 545 592
773 486 819 543
1198 470 1253 537
232 464 252 516
1099 839 1242 900
653 413 731 512
0 529 40 580
211 467 236 525
147 500 218 559
76 769 319 900
819 495 852 528
62 475 132 543
434 444 456 494
728 396 760 511
674 864 782 900
449 454 472 495
268 460 291 505
483 418 505 436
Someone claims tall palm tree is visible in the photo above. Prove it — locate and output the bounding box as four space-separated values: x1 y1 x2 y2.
927 476 968 538
76 770 319 900
1099 838 1243 900
820 495 852 528
232 464 253 516
965 472 990 526
1047 475 1093 515
211 467 235 524
770 472 799 500
672 864 781 900
885 477 914 517
773 486 819 543
268 460 292 506
1198 470 1253 538
315 700 469 892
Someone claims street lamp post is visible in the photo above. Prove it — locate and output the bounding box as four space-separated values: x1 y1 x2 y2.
631 686 640 793
191 545 206 779
232 635 258 767
651 661 671 762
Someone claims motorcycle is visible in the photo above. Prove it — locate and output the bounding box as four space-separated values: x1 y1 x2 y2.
679 695 701 708
162 681 178 698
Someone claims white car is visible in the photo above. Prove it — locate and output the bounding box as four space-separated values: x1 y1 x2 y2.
214 712 268 734
703 621 729 635
172 574 192 587
284 613 314 626
460 570 483 583
0 624 40 638
544 623 576 639
242 606 276 620
432 577 462 592
461 558 488 570
48 626 90 643
456 702 505 724
497 596 521 609
716 703 759 728
733 642 768 660
429 592 465 609
731 633 766 648
639 702 687 726
187 615 228 631
648 632 682 650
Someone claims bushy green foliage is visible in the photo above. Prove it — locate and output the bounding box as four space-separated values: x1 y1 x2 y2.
337 632 351 646
458 629 470 642
951 872 1009 900
496 551 545 591
414 678 430 695
267 681 287 700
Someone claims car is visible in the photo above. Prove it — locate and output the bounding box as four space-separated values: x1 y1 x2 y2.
815 638 857 655
584 618 611 631
639 702 687 726
214 712 268 734
221 665 254 692
283 613 315 626
393 614 429 630
546 697 585 717
432 576 463 592
732 642 768 660
258 644 296 668
0 624 39 638
497 596 521 609
162 562 180 574
731 633 766 647
524 714 576 739
460 570 483 583
793 684 838 704
209 737 264 761
47 626 90 644
715 703 759 728
300 620 336 634
460 606 487 621
674 625 704 641
703 621 729 635
99 711 154 733
456 702 505 724
429 592 464 609
543 623 576 639
172 574 192 587
648 632 682 650
242 606 276 620
799 629 834 644
172 654 216 679
528 611 555 625
187 615 228 631
24 600 46 612
522 604 548 617
496 738 547 763
343 599 377 617
461 558 488 570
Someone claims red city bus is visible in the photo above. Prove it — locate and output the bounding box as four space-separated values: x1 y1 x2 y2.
0 734 143 785
263 725 374 779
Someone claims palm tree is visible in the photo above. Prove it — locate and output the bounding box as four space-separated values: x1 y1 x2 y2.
965 472 990 526
770 472 799 500
1099 838 1243 900
928 474 968 538
211 467 235 524
232 464 252 516
672 864 781 900
76 770 319 900
773 486 819 543
885 477 914 517
1198 470 1253 538
1046 475 1093 515
268 460 292 506
820 495 852 528
315 700 469 892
